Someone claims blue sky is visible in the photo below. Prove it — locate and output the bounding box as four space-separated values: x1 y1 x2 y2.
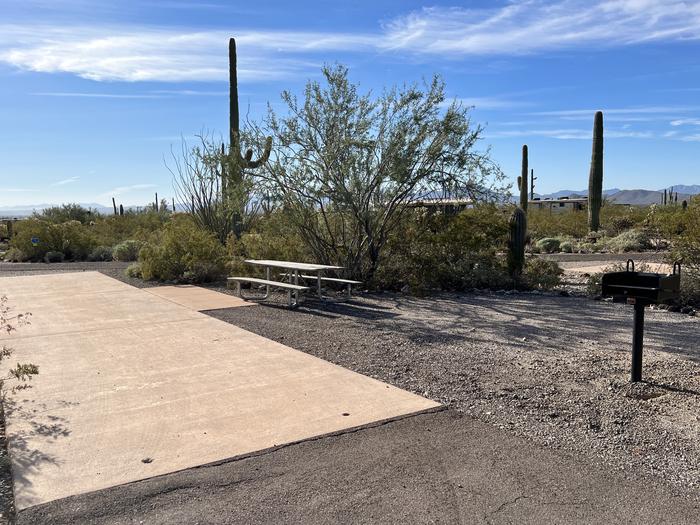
1 0 699 207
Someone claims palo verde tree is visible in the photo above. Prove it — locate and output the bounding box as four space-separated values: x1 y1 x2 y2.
255 65 508 281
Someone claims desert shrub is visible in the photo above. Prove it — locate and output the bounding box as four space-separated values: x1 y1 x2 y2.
522 258 563 290
88 246 113 262
3 248 26 262
374 205 511 292
607 215 637 236
535 237 561 254
559 240 574 253
125 263 142 278
528 209 588 239
44 251 65 263
602 228 652 253
139 215 226 283
35 203 98 224
670 197 700 271
10 218 97 261
89 211 170 247
112 240 145 262
679 271 700 308
228 209 310 276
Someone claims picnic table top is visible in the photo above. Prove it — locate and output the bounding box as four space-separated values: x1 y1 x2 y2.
244 259 344 272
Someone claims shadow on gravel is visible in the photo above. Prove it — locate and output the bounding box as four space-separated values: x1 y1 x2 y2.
369 293 700 363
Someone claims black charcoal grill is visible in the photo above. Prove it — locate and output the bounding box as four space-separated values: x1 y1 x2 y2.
601 260 681 382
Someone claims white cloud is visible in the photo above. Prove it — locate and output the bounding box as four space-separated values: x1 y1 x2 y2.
449 96 533 110
533 106 700 117
50 176 80 186
0 1 699 82
670 118 700 126
382 1 700 55
99 183 157 198
679 133 700 141
486 128 652 140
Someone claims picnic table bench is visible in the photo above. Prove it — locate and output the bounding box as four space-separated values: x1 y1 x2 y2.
228 259 360 307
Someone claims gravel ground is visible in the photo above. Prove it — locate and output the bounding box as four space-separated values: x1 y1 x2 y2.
208 291 700 497
1 261 698 517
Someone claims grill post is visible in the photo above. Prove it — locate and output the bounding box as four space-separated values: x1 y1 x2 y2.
631 302 645 382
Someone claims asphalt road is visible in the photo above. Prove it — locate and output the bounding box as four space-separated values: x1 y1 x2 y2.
18 409 699 525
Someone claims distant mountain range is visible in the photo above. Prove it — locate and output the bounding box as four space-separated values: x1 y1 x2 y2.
535 185 700 206
2 185 699 217
0 203 125 219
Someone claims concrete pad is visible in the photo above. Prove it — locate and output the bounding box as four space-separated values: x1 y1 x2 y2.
145 285 255 311
0 272 439 510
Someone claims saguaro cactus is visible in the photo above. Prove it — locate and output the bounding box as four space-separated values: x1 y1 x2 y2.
587 111 604 232
226 38 272 191
530 168 537 200
663 189 668 206
508 207 527 281
520 145 529 211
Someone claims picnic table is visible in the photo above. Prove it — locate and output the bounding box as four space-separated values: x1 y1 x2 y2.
228 259 361 307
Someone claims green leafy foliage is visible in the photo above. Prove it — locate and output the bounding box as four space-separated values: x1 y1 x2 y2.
522 258 563 290
88 245 113 262
374 206 512 292
112 240 146 262
138 215 227 283
34 203 98 224
44 251 65 263
11 219 97 261
535 237 561 254
256 65 508 281
125 263 143 278
228 209 310 276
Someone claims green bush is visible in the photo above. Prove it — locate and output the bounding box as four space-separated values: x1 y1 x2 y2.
88 246 113 262
125 263 142 278
90 211 169 247
679 271 700 308
602 228 651 253
44 251 65 263
535 237 561 254
3 247 27 262
35 203 98 224
112 240 145 262
374 205 511 292
139 215 226 283
522 258 563 290
10 219 97 262
229 209 310 276
560 240 574 253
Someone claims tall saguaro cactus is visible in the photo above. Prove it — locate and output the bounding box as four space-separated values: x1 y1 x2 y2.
226 38 272 190
587 111 604 232
530 168 536 200
508 207 527 282
520 145 529 211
